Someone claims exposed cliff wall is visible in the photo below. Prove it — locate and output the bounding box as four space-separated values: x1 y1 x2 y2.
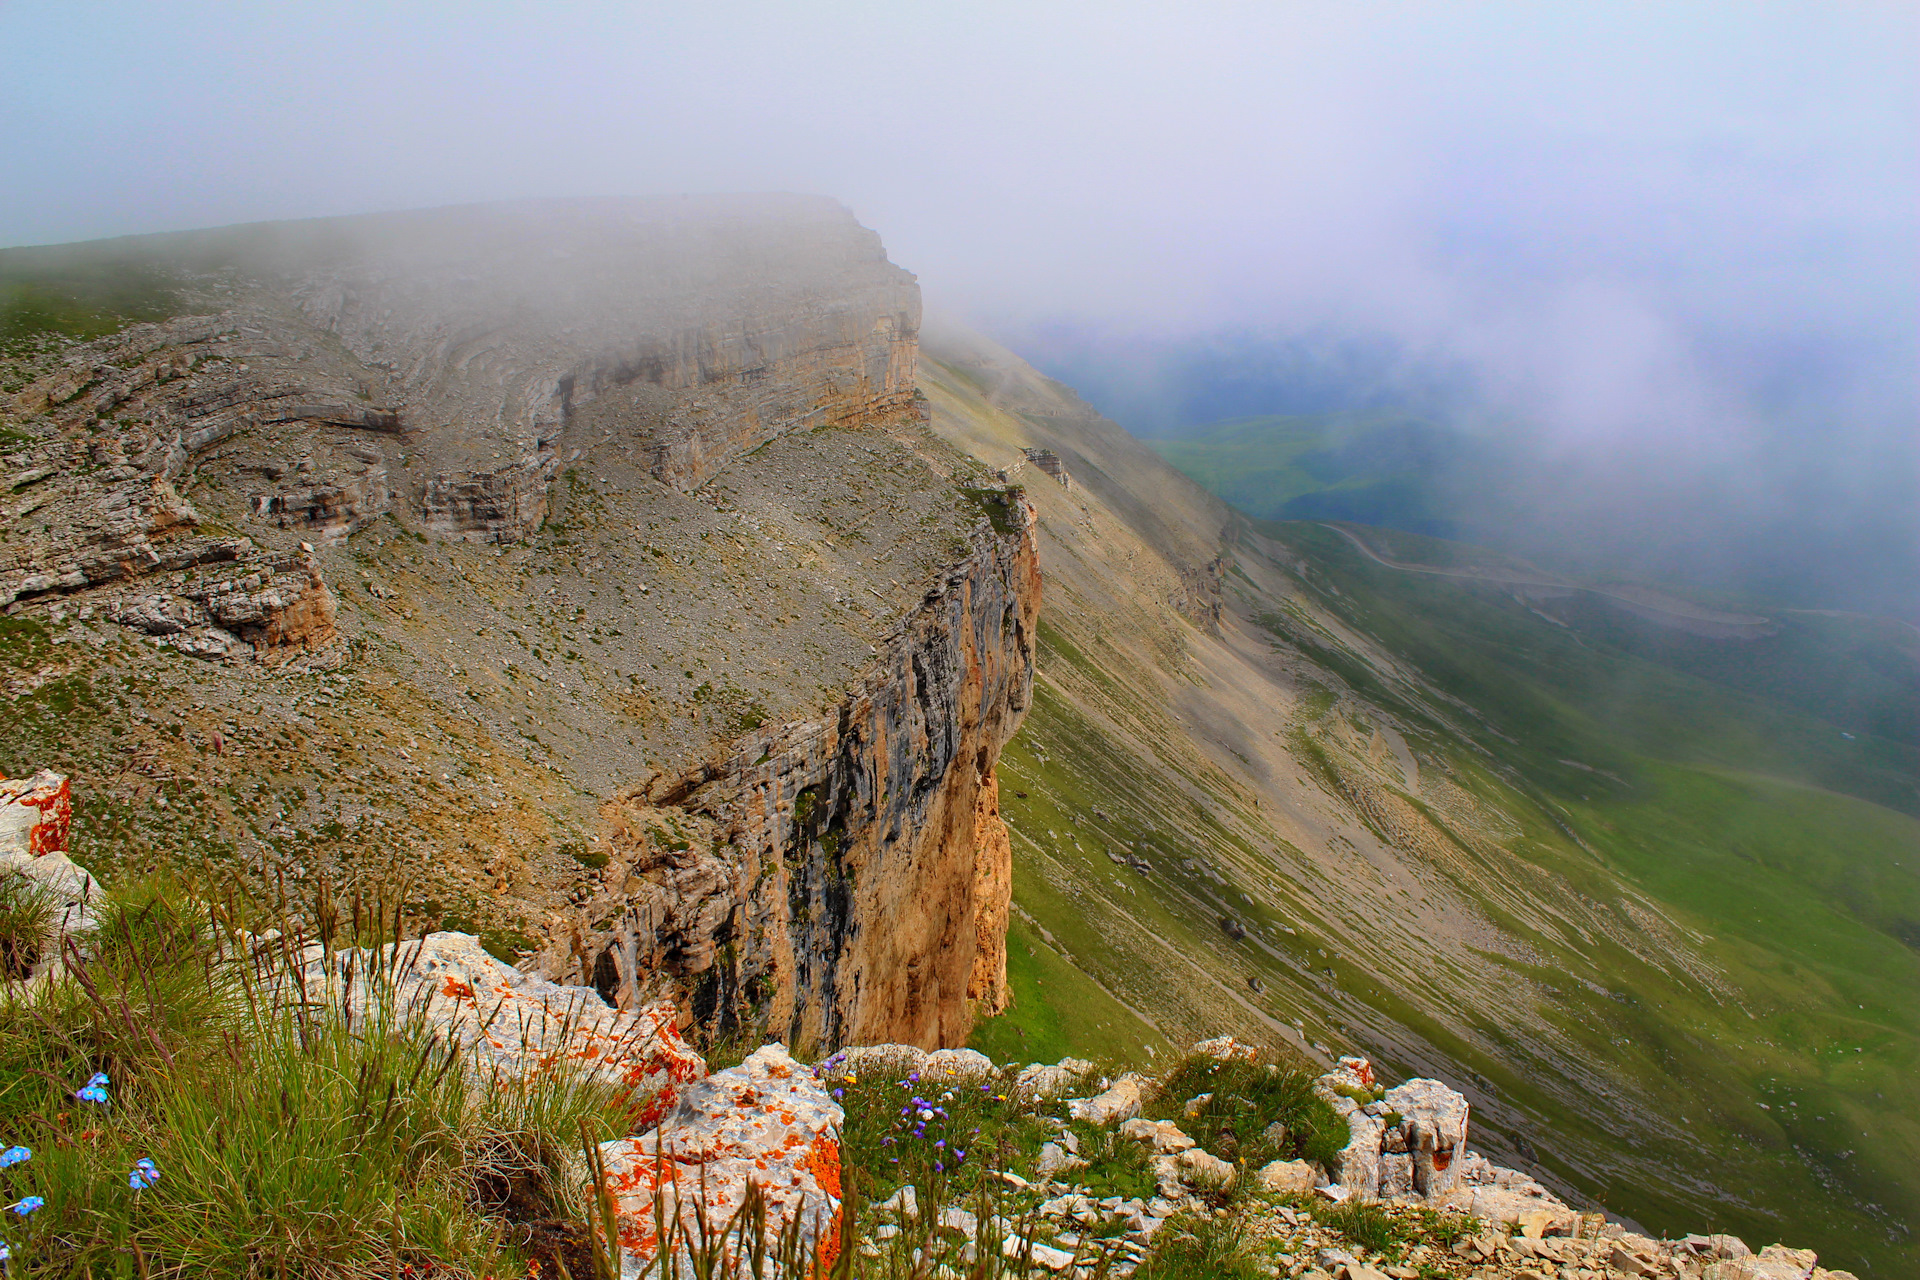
2 198 1024 1055
549 493 1040 1051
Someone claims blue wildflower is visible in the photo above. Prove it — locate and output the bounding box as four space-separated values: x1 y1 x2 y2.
6 1196 42 1216
75 1073 110 1105
129 1158 160 1190
1 1240 11 1262
0 1147 28 1168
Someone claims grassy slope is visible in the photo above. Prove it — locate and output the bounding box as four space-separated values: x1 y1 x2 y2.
917 330 1917 1274
1147 413 1467 532
1257 521 1920 1270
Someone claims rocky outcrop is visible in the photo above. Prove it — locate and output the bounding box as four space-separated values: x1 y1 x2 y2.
549 498 1040 1051
107 549 338 661
1317 1056 1471 1205
421 451 557 542
296 931 706 1129
283 195 921 532
251 464 391 541
1 769 71 856
599 1043 844 1274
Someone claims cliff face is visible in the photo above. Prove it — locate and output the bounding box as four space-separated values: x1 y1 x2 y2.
1 198 1026 1051
552 496 1039 1051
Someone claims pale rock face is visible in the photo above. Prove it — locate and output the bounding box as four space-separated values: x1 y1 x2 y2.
0 847 99 977
1149 1148 1236 1198
838 1044 929 1078
1068 1074 1147 1125
922 1047 997 1084
599 1043 844 1276
0 770 71 856
1254 1158 1317 1195
564 504 1040 1051
1034 1142 1086 1178
1118 1118 1196 1154
298 931 704 1128
1190 1035 1258 1063
1314 1057 1484 1207
1335 1107 1386 1200
1701 1246 1820 1280
1013 1062 1085 1101
1382 1077 1470 1199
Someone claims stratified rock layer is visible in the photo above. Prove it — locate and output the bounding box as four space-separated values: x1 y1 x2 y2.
553 498 1041 1050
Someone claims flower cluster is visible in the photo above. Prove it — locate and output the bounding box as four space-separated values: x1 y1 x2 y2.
876 1071 976 1177
2 1070 163 1266
74 1072 110 1105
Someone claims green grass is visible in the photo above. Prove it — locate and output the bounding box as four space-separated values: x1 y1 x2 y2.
0 881 633 1279
1249 519 1920 1274
0 258 186 354
967 914 1169 1067
1148 412 1472 533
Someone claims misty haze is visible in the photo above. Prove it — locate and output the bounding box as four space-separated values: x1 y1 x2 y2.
1 4 1914 1279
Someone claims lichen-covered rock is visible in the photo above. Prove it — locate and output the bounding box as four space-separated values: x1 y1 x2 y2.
298 932 704 1125
1190 1035 1257 1063
0 770 71 856
599 1044 842 1276
1382 1076 1469 1200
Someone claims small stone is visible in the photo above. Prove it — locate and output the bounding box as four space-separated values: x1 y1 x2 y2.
1255 1158 1317 1195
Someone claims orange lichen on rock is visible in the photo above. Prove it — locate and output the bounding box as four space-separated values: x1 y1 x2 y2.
599 1044 842 1274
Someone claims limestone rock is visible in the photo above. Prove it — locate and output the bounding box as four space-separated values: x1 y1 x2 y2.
1190 1034 1257 1063
923 1047 996 1084
1035 1142 1086 1178
1255 1159 1317 1195
1069 1074 1147 1126
1158 1147 1234 1191
839 1044 929 1078
1334 1106 1386 1199
0 848 100 978
1013 1061 1085 1101
1381 1077 1469 1200
0 770 71 856
561 501 1039 1049
1118 1118 1196 1154
1702 1246 1820 1280
298 932 704 1126
599 1044 843 1273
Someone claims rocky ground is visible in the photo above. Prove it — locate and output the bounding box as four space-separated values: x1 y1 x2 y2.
0 789 1860 1280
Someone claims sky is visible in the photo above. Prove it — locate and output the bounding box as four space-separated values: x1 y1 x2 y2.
4 1 1915 608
